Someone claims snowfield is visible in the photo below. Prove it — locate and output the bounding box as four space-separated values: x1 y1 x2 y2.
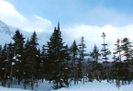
0 80 133 91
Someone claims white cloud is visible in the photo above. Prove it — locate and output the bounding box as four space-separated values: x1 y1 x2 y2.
24 15 53 32
62 24 133 53
0 0 53 32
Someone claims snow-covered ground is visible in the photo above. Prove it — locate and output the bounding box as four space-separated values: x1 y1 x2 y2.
0 80 133 91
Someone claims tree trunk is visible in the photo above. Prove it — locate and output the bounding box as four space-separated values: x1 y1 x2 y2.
36 80 38 88
18 77 21 85
24 79 26 89
31 75 34 90
8 66 13 88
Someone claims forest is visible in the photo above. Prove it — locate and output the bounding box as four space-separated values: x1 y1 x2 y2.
0 23 133 90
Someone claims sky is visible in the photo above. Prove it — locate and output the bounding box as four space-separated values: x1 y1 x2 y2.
0 0 133 57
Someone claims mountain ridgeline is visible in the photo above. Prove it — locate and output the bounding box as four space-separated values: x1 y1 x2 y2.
0 21 133 90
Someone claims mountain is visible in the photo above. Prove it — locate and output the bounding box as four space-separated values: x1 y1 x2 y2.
0 20 14 46
0 20 33 47
0 20 48 48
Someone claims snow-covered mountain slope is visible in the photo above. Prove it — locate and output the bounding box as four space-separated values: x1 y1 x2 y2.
0 20 14 46
0 20 47 47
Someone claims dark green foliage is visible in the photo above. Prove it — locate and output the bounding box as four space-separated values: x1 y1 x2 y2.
12 30 25 85
101 32 111 62
69 40 79 84
121 37 133 61
88 45 102 81
24 31 39 90
113 39 122 62
47 23 70 89
89 45 101 62
78 37 88 84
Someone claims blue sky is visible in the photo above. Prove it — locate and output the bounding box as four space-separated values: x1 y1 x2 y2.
0 0 133 57
5 0 133 27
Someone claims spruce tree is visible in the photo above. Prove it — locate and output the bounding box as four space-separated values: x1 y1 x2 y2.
40 45 49 82
112 39 123 85
78 36 87 83
89 45 101 62
101 32 111 62
23 39 30 89
24 31 38 90
47 23 70 89
7 43 14 88
121 37 133 61
88 45 101 81
113 39 122 62
69 40 79 84
121 37 133 83
12 30 25 85
41 45 48 81
101 32 111 82
0 44 9 86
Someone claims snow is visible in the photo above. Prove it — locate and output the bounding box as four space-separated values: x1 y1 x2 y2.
0 80 133 91
12 62 15 65
0 19 47 48
52 81 133 91
13 56 16 59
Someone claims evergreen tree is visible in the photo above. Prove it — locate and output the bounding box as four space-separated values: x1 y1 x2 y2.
101 32 111 82
78 36 88 83
24 31 38 90
35 48 41 87
6 43 14 88
47 23 70 89
88 45 101 81
0 44 9 86
89 45 101 62
23 39 30 89
113 39 122 62
121 38 133 83
12 30 25 85
121 37 133 61
41 45 49 81
101 32 111 62
41 45 48 81
69 40 79 84
112 39 123 85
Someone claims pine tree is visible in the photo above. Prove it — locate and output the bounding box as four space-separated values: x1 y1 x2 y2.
121 37 133 61
120 37 133 83
112 39 123 85
47 23 70 89
0 44 9 86
41 45 48 81
35 48 41 88
41 45 49 81
101 32 111 82
89 45 101 62
113 39 122 62
23 39 30 89
78 36 88 83
69 40 79 84
101 32 111 62
88 45 101 81
7 43 14 88
24 31 38 90
12 30 25 85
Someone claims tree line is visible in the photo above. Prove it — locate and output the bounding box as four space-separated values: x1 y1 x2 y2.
0 23 133 90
